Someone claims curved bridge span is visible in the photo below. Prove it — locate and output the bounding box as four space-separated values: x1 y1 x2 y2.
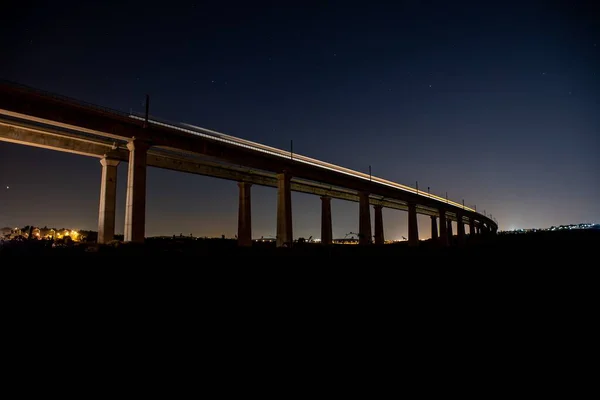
0 81 497 246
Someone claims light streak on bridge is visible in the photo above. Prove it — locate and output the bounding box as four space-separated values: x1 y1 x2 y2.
129 115 474 212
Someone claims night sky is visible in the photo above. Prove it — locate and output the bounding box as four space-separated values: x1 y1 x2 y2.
1 0 598 239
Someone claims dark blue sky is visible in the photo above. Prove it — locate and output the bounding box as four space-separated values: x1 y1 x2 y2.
1 0 598 238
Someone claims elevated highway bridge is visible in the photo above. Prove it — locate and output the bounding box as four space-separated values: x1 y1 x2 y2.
0 81 497 246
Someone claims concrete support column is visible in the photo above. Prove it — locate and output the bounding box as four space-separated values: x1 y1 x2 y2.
457 213 465 243
320 196 333 246
447 218 453 243
373 205 384 245
124 138 150 243
439 209 448 246
276 171 293 247
469 217 476 235
358 191 372 245
431 216 438 241
408 202 419 246
98 157 120 244
237 182 252 246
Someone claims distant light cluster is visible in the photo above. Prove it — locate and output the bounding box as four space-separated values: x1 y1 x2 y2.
501 223 599 234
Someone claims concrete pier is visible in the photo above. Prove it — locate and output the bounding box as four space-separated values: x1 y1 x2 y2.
439 209 448 246
98 157 119 244
358 191 372 245
447 218 453 242
237 182 252 246
457 213 465 243
373 204 384 245
430 216 438 241
320 196 332 245
124 138 150 243
276 171 293 247
408 202 419 246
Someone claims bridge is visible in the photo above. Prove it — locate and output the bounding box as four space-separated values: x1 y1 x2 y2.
0 81 498 246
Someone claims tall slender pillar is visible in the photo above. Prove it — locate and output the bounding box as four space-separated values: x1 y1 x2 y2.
98 157 120 244
447 218 453 243
320 196 333 245
439 209 448 246
276 171 293 247
431 215 438 241
237 182 252 246
469 217 475 235
373 205 384 245
124 138 150 243
408 202 419 246
358 191 372 245
457 213 465 243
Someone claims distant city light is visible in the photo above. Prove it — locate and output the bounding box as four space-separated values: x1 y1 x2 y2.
500 223 598 234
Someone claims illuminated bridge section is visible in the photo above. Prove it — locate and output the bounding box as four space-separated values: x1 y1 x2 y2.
130 115 474 213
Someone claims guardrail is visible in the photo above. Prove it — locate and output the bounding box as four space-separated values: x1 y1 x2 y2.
0 79 133 119
132 114 479 214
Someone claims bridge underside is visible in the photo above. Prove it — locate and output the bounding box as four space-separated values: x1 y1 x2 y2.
0 118 466 222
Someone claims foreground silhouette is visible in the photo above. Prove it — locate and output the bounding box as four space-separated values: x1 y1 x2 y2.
1 229 598 260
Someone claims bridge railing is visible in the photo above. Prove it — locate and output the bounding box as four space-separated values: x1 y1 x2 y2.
0 79 134 121
133 114 480 214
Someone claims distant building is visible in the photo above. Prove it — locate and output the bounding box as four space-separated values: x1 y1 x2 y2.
40 228 56 239
333 238 359 244
1 227 11 238
10 228 22 238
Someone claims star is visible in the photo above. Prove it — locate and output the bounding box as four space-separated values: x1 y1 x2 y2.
6 186 9 189
429 84 432 88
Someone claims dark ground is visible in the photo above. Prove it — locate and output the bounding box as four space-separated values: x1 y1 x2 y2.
2 229 596 335
1 229 598 261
